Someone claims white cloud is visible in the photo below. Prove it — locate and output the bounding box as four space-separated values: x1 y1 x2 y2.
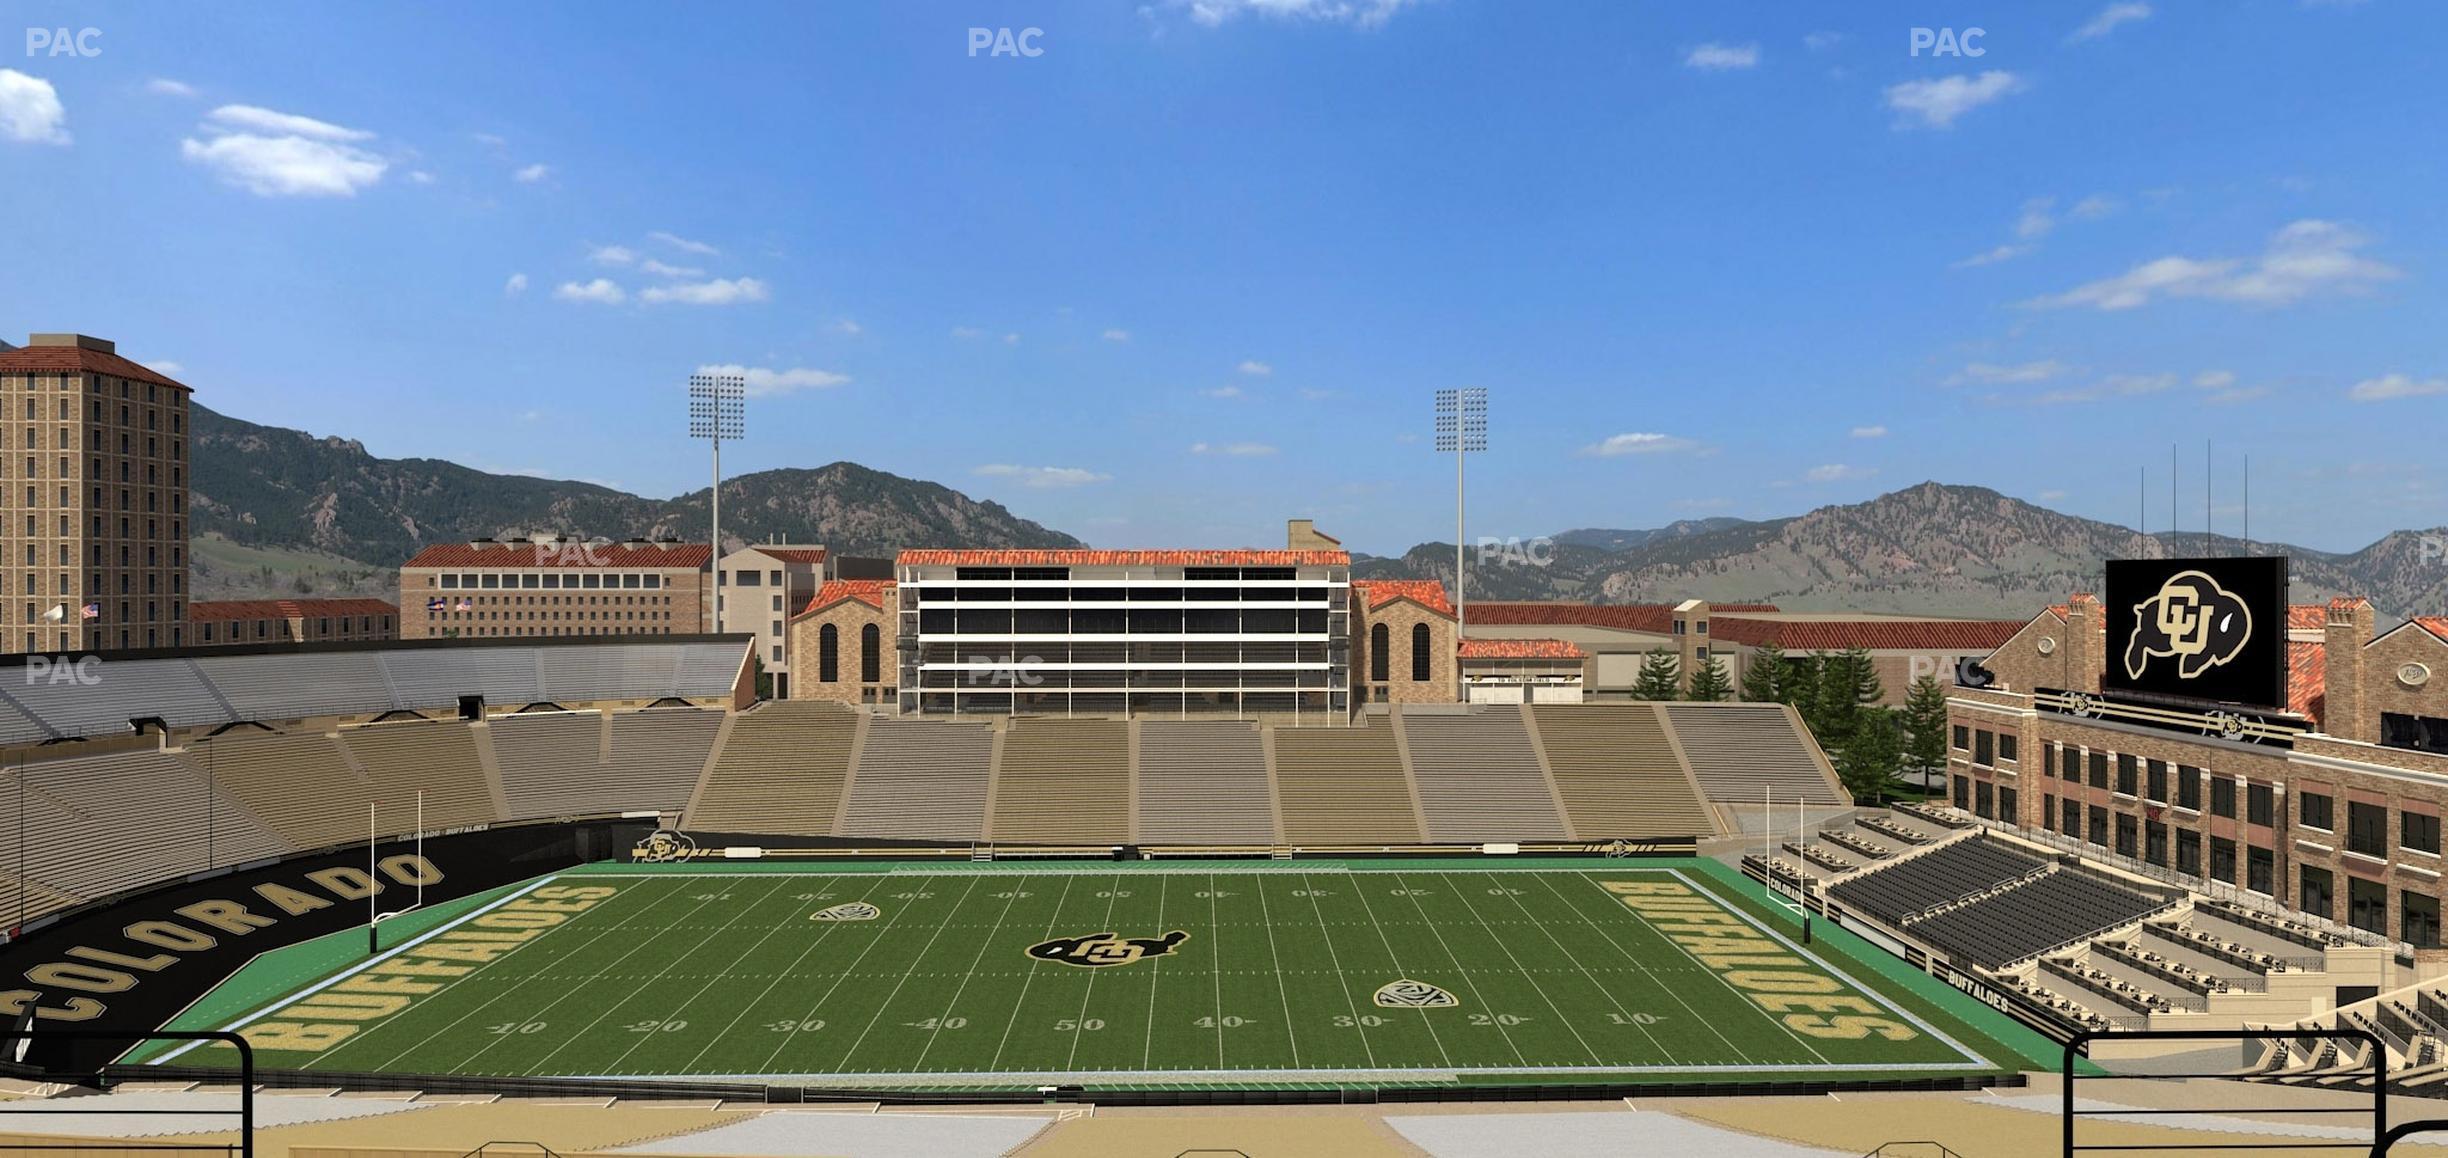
829 318 862 336
695 363 851 397
1802 31 1844 52
1580 432 1699 457
649 230 718 256
2038 489 2070 502
1200 386 1245 399
589 245 637 266
504 272 529 296
638 277 769 306
639 258 704 279
2193 369 2237 389
1884 71 2024 129
407 169 435 184
1237 359 1272 376
1952 243 2034 269
1176 0 1417 30
181 133 386 197
2009 372 2178 406
145 78 199 99
553 278 626 305
2349 374 2448 403
974 464 1111 489
2026 220 2400 310
1003 332 1021 345
2016 197 2056 240
148 360 184 375
473 132 508 149
952 326 988 340
1684 42 1760 71
0 70 72 145
1945 360 2068 386
1850 425 1889 439
1805 463 1874 482
1101 328 1131 343
1189 441 1279 457
205 104 373 141
2070 194 2120 220
512 162 550 184
2070 2 2152 42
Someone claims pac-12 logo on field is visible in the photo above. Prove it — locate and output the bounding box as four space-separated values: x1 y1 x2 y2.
810 901 881 922
1374 979 1459 1008
1025 930 1188 968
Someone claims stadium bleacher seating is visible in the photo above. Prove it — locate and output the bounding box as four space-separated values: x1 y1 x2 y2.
989 718 1131 844
1827 835 2047 924
1659 703 1844 805
1531 703 1714 840
836 717 992 842
1136 720 1275 844
206 651 396 721
1401 708 1569 843
1273 718 1421 845
684 700 857 835
184 731 369 851
601 708 722 815
8 749 288 905
337 719 504 833
1908 868 2173 970
490 710 614 821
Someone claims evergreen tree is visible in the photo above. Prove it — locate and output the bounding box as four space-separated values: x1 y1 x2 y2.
1900 673 1952 780
1738 643 1783 703
1835 707 1904 805
1782 651 1824 723
1630 648 1683 701
1685 653 1734 702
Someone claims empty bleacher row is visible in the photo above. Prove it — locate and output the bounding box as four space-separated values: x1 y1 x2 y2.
1827 835 2048 925
1660 702 1846 805
0 638 749 746
1400 708 1568 842
1136 721 1273 845
1908 868 2175 970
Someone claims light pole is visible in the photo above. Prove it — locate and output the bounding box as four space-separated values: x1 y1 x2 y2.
688 372 745 634
1434 388 1487 649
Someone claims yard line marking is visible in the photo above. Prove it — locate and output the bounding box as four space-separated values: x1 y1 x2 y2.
1530 871 1760 1063
986 875 1079 1072
592 878 812 1074
678 878 859 1074
522 878 801 1073
1345 872 1471 1068
914 875 1034 1072
1432 872 1607 1066
1559 870 1829 1066
1471 872 1667 1059
1207 873 1225 1068
1138 874 1169 1071
1385 875 1547 1066
1292 873 1378 1070
754 875 930 1074
833 876 987 1071
1059 875 1127 1071
1252 870 1303 1070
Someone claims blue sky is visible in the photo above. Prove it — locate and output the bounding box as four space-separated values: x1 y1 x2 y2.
2 0 2442 556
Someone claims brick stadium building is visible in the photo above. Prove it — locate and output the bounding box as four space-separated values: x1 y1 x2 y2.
398 537 710 640
1951 596 2448 951
188 598 397 646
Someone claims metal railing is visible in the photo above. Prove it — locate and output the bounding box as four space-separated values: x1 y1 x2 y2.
2063 1028 2381 1156
0 1030 252 1157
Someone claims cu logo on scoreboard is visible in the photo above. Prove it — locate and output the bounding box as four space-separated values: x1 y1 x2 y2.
2123 570 2255 682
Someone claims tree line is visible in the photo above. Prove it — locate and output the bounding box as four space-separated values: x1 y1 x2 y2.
1622 644 1951 805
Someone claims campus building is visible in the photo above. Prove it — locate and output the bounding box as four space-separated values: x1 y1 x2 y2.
713 544 833 695
188 598 398 647
0 334 192 653
1951 589 2448 952
397 537 710 640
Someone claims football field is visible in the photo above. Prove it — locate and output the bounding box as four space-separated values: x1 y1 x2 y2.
146 860 2038 1089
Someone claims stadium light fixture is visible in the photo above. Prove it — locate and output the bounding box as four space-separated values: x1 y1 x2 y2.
688 372 746 632
1434 388 1488 653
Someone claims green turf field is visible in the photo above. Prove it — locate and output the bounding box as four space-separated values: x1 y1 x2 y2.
143 859 2044 1090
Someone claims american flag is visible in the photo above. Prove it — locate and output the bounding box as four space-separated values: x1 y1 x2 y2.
79 603 98 620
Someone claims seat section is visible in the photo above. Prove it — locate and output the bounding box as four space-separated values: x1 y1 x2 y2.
1273 720 1421 845
489 711 610 821
990 718 1129 845
602 708 723 815
1531 703 1716 839
1400 708 1568 842
684 700 857 836
1137 720 1275 845
1660 702 1845 805
335 720 503 833
837 718 993 843
184 731 373 851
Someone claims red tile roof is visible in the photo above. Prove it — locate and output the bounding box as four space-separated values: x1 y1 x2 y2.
403 542 712 569
1466 602 1780 634
1459 638 1586 660
0 343 190 391
1706 618 2028 652
2289 640 2327 725
2414 617 2448 644
2288 605 2330 632
896 549 1348 566
796 579 896 618
189 598 399 621
737 547 829 565
1355 579 1454 617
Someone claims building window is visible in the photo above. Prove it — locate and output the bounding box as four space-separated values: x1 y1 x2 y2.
2349 801 2389 858
1998 734 2018 763
860 622 881 683
1975 781 1993 819
818 623 839 683
2211 778 2237 819
2247 846 2273 895
2115 813 2138 858
2248 783 2274 827
2382 713 2448 753
2089 752 2108 789
2043 743 2059 779
2407 811 2442 856
2061 797 2081 839
1952 776 1969 809
1370 623 1390 683
2145 821 2167 867
1998 786 2016 822
2145 760 2168 803
2062 745 2082 780
2300 866 2334 921
2116 754 2138 796
2408 892 2442 950
1409 622 1431 683
1974 730 1993 767
2177 766 2201 811
2043 794 2058 831
1952 725 1968 751
2088 806 2108 849
2301 791 2334 832
2210 836 2237 884
2349 877 2388 936
2176 830 2202 876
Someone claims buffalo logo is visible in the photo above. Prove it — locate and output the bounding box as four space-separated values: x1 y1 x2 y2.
1025 930 1188 969
2124 570 2255 682
632 830 697 864
1374 979 1459 1008
810 901 881 923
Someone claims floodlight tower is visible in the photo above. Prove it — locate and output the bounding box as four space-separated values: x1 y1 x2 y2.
1434 388 1488 645
688 372 745 633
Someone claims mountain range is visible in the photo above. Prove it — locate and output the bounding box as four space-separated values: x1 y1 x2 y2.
190 406 2444 622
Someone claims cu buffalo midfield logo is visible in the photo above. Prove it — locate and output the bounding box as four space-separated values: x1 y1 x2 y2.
1025 930 1189 969
632 830 698 863
1374 979 1459 1008
2124 570 2255 682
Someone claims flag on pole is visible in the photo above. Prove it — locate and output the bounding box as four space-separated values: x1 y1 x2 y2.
426 597 445 612
39 604 64 623
79 603 98 621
